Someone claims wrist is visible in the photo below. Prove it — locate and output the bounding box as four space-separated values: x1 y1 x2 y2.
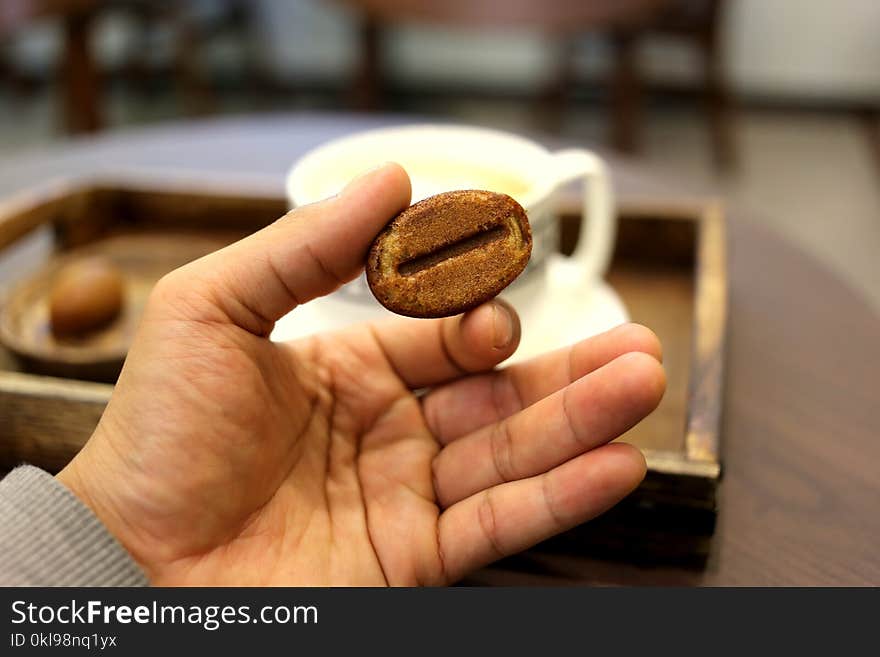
56 441 154 581
56 459 96 519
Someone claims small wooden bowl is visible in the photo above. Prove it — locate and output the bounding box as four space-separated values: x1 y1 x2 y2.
0 233 226 382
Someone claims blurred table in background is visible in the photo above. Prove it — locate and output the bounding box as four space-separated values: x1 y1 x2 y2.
0 113 878 585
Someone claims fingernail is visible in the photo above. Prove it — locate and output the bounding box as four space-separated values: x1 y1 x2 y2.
491 301 514 349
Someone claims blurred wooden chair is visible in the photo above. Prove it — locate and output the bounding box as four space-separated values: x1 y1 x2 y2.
605 0 736 169
0 0 102 133
343 0 674 108
345 0 735 169
0 0 258 134
109 0 213 117
108 0 263 117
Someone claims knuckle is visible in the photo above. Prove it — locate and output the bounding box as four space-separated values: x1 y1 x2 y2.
491 371 524 421
489 419 517 483
541 474 568 531
430 456 449 509
146 265 216 323
561 384 590 450
148 268 186 309
477 489 506 559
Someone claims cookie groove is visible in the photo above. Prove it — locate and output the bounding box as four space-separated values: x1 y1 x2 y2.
398 224 507 276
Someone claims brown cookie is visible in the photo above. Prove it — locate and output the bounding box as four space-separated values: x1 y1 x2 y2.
366 190 532 318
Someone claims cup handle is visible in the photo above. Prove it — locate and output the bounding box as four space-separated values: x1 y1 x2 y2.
546 149 616 288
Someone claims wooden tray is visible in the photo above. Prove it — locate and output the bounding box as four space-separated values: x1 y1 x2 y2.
552 197 725 562
0 178 725 562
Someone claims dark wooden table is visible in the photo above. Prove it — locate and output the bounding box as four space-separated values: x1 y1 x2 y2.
0 114 877 585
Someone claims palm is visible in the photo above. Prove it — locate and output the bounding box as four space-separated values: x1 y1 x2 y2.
74 316 439 584
158 323 446 586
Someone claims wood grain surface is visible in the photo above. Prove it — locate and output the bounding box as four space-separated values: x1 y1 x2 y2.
0 115 876 585
609 264 692 452
0 371 110 473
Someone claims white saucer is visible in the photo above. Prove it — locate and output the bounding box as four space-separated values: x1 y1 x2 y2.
271 275 629 367
501 276 629 365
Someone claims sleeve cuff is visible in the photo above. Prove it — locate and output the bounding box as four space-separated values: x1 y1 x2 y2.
0 465 148 586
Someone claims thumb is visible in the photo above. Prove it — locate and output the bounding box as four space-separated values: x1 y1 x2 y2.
156 163 411 335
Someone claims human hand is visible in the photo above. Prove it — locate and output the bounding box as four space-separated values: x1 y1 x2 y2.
57 164 665 585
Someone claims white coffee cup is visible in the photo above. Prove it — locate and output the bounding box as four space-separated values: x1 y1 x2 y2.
274 124 628 362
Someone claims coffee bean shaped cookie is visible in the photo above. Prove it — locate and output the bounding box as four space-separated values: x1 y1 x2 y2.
366 190 532 318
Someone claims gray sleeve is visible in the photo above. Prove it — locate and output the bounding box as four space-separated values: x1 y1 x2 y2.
0 465 148 586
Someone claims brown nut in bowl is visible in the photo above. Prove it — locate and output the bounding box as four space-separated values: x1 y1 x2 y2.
49 256 126 338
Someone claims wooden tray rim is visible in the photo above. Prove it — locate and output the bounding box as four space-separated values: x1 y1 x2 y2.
557 197 726 480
